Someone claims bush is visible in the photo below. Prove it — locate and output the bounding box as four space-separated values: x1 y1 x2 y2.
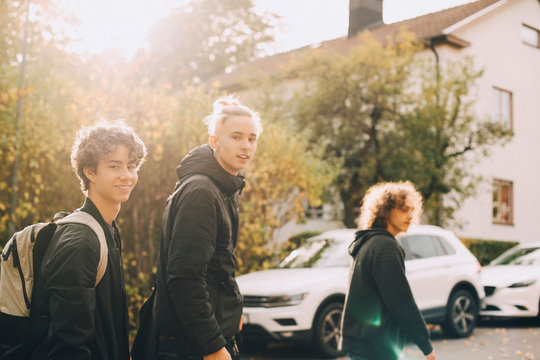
460 238 518 266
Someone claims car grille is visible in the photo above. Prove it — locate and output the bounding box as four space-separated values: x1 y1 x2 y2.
243 295 270 307
484 286 496 297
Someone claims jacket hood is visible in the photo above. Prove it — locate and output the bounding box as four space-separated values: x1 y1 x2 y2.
349 228 393 258
176 144 245 196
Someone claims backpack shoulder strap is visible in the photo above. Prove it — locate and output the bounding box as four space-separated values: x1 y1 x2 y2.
56 212 108 287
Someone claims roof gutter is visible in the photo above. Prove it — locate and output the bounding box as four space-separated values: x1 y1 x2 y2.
443 0 508 34
428 33 471 48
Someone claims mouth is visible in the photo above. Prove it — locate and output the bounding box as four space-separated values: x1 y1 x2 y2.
116 185 132 191
238 154 250 160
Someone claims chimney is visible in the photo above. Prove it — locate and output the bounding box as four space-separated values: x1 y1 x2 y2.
348 0 383 38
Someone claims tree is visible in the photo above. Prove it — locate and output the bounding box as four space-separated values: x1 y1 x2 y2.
290 31 419 226
0 0 334 337
134 0 277 88
236 118 336 273
397 56 512 226
290 31 511 227
0 0 87 240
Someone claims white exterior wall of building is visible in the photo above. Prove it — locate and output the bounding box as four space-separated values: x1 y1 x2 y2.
435 0 540 242
233 0 540 244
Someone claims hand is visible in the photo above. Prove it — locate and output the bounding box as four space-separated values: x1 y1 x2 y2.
426 350 436 360
238 315 244 332
203 347 231 360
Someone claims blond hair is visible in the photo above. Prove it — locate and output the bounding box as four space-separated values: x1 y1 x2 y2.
358 181 423 230
203 94 262 137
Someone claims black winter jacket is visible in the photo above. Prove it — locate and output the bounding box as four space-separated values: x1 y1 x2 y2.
155 144 245 358
340 229 433 360
33 198 129 360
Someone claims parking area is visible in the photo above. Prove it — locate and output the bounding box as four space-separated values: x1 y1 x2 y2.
242 318 539 360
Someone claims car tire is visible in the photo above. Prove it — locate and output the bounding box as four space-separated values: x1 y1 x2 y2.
441 289 478 338
312 301 345 358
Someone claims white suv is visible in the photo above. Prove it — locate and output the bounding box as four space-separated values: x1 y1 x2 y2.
237 225 485 358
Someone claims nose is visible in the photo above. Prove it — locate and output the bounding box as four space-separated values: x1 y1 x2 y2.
240 138 250 150
120 166 135 180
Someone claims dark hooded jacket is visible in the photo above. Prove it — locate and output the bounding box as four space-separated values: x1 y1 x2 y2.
32 198 130 360
340 229 433 360
155 144 245 358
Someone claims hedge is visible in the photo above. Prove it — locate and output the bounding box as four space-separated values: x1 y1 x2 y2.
460 238 519 266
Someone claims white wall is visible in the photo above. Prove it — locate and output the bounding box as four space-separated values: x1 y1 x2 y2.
437 0 540 242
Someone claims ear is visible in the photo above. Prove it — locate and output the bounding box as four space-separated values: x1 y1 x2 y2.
83 166 97 183
209 135 218 150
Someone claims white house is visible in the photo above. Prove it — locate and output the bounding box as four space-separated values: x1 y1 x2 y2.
212 0 540 244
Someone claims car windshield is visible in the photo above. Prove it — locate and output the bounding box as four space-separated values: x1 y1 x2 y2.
278 238 351 269
490 247 540 266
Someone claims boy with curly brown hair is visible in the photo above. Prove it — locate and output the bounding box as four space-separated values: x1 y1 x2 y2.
340 181 436 360
32 121 146 359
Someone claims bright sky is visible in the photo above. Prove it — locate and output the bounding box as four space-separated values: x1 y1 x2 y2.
56 0 476 58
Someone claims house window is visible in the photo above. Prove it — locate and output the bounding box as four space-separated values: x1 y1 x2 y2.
492 179 513 225
522 24 539 48
492 87 513 130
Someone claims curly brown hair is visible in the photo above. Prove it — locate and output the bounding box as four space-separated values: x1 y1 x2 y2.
357 181 423 230
71 121 147 194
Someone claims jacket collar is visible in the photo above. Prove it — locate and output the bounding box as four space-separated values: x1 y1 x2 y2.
79 197 118 231
176 144 246 196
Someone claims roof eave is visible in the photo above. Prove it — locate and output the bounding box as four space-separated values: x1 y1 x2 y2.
443 0 508 34
428 33 471 48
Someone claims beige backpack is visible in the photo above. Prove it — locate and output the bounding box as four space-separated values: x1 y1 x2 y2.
0 211 108 316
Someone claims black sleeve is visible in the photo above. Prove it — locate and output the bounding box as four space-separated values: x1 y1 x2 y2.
42 225 100 360
371 237 433 355
165 186 226 355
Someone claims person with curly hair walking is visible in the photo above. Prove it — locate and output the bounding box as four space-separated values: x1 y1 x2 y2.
340 181 436 360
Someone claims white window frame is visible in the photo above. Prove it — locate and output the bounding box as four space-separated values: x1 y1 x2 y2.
522 24 540 48
492 87 513 130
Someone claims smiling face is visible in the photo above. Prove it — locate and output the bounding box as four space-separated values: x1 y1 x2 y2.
209 115 259 175
84 144 139 210
386 197 415 236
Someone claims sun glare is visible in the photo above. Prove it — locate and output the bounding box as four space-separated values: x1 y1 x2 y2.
56 0 186 58
52 0 475 59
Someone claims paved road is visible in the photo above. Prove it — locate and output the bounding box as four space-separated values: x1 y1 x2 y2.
241 318 539 360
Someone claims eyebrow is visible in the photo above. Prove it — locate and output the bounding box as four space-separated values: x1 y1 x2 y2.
230 131 258 137
105 159 137 165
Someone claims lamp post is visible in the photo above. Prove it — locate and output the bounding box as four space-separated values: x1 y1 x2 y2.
8 0 31 237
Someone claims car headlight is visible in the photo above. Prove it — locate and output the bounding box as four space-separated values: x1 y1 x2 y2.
508 279 536 288
264 293 308 308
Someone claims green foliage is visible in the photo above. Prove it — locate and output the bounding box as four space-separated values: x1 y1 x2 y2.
123 251 154 340
461 238 518 266
289 30 512 227
236 114 337 274
134 0 277 87
290 31 423 226
399 57 513 225
0 0 328 340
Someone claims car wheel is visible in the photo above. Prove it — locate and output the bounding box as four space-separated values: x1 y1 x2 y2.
441 289 478 338
312 302 345 358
